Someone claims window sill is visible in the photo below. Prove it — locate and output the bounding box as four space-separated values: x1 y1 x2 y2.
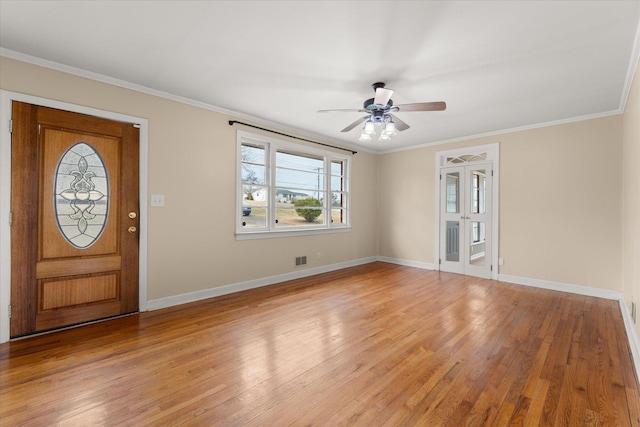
236 226 351 240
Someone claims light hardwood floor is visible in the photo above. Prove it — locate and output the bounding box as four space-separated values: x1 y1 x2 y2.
1 262 639 426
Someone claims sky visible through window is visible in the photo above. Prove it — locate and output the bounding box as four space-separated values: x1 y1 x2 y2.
242 144 342 200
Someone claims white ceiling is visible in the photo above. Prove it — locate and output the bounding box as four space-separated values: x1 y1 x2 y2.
1 1 639 153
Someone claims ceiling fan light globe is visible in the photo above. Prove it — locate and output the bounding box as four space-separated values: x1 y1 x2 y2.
384 122 398 136
379 133 392 142
363 121 375 135
359 132 372 142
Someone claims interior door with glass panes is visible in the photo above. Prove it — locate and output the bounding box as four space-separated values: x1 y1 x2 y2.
439 163 492 278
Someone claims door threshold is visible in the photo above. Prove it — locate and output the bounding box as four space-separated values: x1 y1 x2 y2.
9 312 139 341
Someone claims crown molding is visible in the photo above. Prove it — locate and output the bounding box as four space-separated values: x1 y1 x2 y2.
377 109 622 155
0 48 370 155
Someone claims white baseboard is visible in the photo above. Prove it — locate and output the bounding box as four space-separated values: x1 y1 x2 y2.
376 256 437 271
497 273 623 300
146 256 377 311
619 298 640 383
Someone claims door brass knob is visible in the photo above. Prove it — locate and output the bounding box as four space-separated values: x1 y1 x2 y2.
128 226 137 233
128 212 137 219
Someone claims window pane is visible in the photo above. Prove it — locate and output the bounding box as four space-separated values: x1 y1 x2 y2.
276 151 325 195
241 163 266 185
331 160 343 176
241 143 267 193
241 144 266 165
331 192 345 208
242 184 267 204
241 189 268 229
331 175 343 192
276 169 324 191
276 188 312 203
470 221 486 266
276 151 323 173
332 208 346 225
276 206 324 226
446 172 460 214
291 199 322 209
471 170 486 214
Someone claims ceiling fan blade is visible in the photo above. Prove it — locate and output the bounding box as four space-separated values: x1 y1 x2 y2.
341 116 369 132
374 88 393 106
389 114 410 131
394 101 446 112
317 108 368 113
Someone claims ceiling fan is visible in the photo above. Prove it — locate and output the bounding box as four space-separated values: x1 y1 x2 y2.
318 82 446 142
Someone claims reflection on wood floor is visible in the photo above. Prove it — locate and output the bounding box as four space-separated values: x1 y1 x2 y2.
1 262 639 425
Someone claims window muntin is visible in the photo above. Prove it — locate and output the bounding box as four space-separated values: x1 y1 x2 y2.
237 131 350 236
445 152 487 164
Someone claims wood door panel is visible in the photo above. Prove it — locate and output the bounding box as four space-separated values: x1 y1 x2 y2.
36 256 122 279
35 301 122 332
39 274 118 311
40 127 119 259
10 102 139 338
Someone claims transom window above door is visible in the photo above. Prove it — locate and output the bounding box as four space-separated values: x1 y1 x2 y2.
445 152 487 165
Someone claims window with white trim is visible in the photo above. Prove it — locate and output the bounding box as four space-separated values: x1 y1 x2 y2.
237 131 350 237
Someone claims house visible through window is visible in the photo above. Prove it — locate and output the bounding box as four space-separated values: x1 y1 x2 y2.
237 131 350 237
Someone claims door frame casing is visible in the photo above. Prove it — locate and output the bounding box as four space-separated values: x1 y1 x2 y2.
434 143 500 280
0 90 149 343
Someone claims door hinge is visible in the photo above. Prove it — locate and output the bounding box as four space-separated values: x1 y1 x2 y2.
439 174 442 180
7 304 11 319
439 258 442 265
8 211 12 226
9 119 12 134
490 265 493 271
491 170 494 177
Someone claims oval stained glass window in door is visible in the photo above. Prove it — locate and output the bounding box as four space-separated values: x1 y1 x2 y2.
54 142 109 248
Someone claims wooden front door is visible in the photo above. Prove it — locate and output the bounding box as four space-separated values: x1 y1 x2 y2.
10 102 140 338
